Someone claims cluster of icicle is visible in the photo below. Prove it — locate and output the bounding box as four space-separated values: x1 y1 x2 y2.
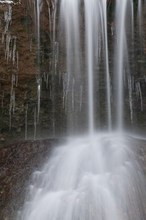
1 3 19 128
0 0 21 5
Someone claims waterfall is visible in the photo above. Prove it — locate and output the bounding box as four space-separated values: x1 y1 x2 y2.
84 0 97 134
17 0 146 219
102 0 112 131
114 0 133 130
114 0 127 130
60 0 112 133
60 0 82 133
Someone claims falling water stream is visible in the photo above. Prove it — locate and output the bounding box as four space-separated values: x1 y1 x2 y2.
114 0 127 130
35 0 41 121
18 0 146 219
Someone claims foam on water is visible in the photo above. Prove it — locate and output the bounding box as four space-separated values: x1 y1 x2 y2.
18 133 146 220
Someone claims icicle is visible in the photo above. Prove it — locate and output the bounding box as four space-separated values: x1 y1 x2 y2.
12 36 17 65
4 33 18 66
9 74 16 130
9 73 17 127
136 81 143 111
0 1 13 4
54 41 59 72
37 78 41 121
12 90 15 114
9 87 15 114
4 5 12 33
34 107 37 140
45 0 52 34
42 72 49 89
15 72 18 87
25 105 28 140
48 7 51 33
5 33 11 63
16 51 19 69
35 0 42 122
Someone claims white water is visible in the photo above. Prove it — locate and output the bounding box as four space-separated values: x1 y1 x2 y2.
19 134 146 220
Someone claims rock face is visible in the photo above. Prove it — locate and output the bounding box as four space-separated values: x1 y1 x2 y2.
0 1 37 144
0 0 146 144
0 0 146 146
0 0 65 146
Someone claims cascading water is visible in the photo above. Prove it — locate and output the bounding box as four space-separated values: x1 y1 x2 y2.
18 134 146 220
17 0 146 219
102 0 112 131
60 0 82 133
114 0 135 130
114 0 130 130
60 0 112 133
